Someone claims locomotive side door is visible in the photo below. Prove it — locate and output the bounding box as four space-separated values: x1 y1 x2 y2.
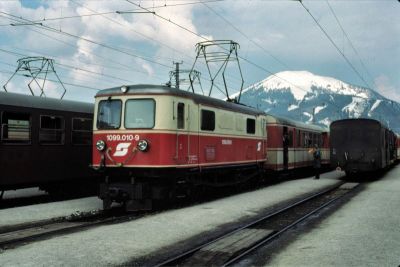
283 126 289 170
176 102 189 165
175 101 199 166
186 103 198 166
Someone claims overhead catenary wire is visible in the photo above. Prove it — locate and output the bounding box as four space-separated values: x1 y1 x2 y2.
0 11 172 68
0 12 171 86
123 0 384 112
325 0 376 89
69 0 195 64
0 48 135 85
0 0 223 26
12 45 144 73
0 60 123 93
125 0 357 115
0 68 101 91
0 14 161 75
201 2 291 70
0 15 222 94
125 0 324 98
298 0 372 90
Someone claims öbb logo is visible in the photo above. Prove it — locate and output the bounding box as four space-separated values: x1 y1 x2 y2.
113 143 131 157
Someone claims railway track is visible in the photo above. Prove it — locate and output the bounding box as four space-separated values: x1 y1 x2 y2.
155 181 360 266
0 208 136 250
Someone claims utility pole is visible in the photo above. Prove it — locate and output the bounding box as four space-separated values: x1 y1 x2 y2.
312 107 316 123
173 61 182 89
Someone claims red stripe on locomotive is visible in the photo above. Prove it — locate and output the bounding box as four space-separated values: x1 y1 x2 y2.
93 132 265 167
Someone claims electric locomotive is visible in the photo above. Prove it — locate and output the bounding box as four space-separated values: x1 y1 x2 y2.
330 118 397 176
92 84 267 211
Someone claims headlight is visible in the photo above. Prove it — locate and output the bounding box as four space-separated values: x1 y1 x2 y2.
137 139 149 152
96 140 106 151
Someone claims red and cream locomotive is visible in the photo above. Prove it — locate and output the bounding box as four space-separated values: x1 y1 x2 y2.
92 84 267 210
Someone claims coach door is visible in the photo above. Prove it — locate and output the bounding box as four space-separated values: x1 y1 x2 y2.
283 126 289 170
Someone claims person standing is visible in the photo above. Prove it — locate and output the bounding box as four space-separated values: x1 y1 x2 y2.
313 144 321 179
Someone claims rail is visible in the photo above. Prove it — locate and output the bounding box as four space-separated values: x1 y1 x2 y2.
155 181 360 266
0 209 139 250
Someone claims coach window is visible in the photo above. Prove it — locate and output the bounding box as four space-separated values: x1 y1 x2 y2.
201 110 215 131
177 103 185 129
72 118 92 145
246 118 256 134
39 115 65 145
288 130 293 147
97 99 122 129
1 112 31 144
304 132 311 147
125 99 155 129
297 130 301 147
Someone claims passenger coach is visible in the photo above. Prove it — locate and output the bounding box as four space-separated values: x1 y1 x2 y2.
92 85 267 210
265 115 329 172
0 91 95 196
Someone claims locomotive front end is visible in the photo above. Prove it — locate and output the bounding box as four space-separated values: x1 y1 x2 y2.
93 84 268 211
92 85 178 211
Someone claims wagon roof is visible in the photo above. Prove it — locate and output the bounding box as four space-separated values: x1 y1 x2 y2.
96 84 265 116
0 91 93 114
330 118 392 132
266 114 328 132
330 118 381 125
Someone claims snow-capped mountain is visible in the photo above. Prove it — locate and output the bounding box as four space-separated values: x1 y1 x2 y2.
237 71 400 134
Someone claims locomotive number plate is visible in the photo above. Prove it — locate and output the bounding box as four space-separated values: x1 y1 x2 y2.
106 134 138 142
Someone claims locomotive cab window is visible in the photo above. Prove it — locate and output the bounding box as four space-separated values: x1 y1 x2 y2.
125 99 155 129
246 118 256 134
177 102 185 129
72 118 92 145
201 110 215 131
1 112 31 143
97 99 122 129
39 115 65 145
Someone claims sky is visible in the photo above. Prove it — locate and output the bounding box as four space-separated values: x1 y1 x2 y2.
0 0 398 103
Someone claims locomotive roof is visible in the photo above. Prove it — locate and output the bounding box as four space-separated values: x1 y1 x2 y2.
0 91 93 114
96 84 265 116
266 114 328 132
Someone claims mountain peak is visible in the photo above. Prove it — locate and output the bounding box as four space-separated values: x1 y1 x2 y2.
238 70 400 134
248 70 372 101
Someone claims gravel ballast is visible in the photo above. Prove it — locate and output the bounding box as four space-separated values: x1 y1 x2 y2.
0 171 343 266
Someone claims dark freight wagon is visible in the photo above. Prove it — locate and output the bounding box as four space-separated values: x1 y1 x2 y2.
330 118 397 176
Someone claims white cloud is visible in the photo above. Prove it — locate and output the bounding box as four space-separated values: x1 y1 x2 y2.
141 61 154 77
374 75 400 102
0 0 398 101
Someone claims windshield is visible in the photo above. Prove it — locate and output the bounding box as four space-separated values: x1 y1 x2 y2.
97 99 122 129
125 99 155 129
